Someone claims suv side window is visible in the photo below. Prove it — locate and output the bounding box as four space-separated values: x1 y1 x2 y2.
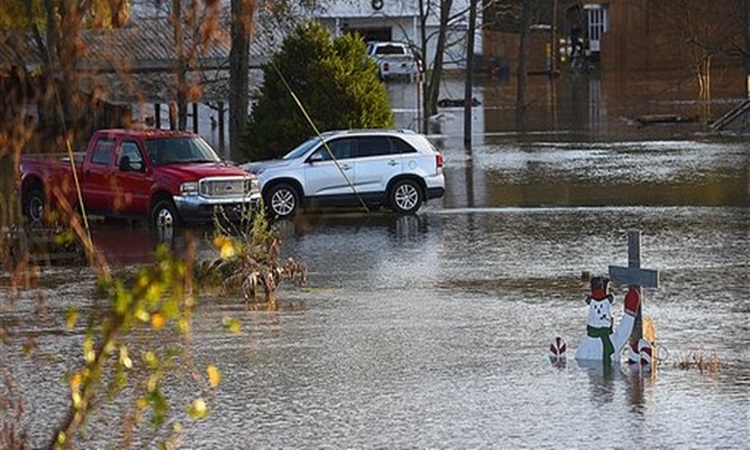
314 138 354 161
389 137 417 154
90 137 115 165
356 136 391 158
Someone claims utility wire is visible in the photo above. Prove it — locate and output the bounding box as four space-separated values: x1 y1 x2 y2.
269 61 370 213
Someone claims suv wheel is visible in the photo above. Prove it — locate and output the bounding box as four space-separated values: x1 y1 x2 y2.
266 183 299 219
390 179 422 214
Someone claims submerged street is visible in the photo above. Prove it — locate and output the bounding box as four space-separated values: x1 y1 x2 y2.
1 74 749 448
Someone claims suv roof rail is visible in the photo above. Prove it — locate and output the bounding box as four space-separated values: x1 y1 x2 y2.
325 128 418 136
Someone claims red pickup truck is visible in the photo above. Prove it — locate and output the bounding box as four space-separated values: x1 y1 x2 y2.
20 129 260 228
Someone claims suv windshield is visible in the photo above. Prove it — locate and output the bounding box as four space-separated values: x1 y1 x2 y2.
283 136 322 160
145 136 221 166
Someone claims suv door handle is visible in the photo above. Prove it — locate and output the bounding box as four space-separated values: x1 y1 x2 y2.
387 160 398 166
340 164 351 170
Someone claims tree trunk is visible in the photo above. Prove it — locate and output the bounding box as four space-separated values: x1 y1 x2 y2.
58 0 82 136
516 0 537 128
745 0 750 93
173 0 188 130
229 0 256 160
423 0 453 122
463 0 477 147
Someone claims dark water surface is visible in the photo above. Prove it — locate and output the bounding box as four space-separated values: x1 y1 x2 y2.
1 76 749 448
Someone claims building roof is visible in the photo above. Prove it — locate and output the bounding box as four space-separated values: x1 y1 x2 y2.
0 17 282 103
0 17 271 73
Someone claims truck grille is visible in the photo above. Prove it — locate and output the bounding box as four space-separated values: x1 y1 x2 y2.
199 177 253 198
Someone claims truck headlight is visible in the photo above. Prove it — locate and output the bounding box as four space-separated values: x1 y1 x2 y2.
180 181 199 196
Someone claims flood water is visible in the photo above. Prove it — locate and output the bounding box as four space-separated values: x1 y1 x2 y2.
1 74 749 448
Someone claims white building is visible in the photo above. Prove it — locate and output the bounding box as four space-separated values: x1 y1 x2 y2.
312 0 482 71
130 0 482 71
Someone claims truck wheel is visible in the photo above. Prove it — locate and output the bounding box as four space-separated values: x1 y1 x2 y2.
151 199 181 229
24 189 46 224
265 183 299 219
390 179 422 214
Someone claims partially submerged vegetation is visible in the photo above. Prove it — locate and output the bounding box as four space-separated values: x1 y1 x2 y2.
676 349 720 373
2 200 306 448
196 207 307 305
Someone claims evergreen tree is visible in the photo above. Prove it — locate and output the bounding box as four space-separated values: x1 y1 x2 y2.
242 21 394 161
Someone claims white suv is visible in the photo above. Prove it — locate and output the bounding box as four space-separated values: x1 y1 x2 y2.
242 129 445 218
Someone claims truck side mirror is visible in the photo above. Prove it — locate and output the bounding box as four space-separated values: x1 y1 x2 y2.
119 156 131 172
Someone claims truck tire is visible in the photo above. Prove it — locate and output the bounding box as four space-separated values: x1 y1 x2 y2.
23 188 46 224
265 183 299 219
390 179 422 214
151 199 181 229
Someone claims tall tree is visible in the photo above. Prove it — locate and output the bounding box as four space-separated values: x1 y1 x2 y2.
242 20 393 160
229 0 256 159
420 0 453 122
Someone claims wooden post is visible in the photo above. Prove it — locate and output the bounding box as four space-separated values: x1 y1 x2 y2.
609 230 659 344
154 103 161 129
218 101 226 158
192 103 199 133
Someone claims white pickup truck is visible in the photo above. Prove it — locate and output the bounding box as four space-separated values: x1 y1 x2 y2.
366 41 420 81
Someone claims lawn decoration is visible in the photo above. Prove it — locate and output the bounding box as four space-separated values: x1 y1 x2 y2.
549 337 567 361
574 277 641 366
548 231 660 367
628 338 653 366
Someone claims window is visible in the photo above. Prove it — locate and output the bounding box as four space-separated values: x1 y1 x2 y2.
90 137 114 165
313 138 354 161
145 137 220 166
118 141 143 170
389 137 417 155
355 136 390 158
119 141 142 164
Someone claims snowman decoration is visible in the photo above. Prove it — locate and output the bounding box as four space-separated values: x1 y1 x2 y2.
574 276 640 365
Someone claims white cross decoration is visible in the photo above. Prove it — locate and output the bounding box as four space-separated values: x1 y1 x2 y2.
608 230 659 343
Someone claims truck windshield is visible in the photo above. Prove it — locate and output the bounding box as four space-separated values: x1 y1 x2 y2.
145 136 221 166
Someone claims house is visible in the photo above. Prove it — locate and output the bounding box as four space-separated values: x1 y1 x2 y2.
309 0 483 71
575 0 746 76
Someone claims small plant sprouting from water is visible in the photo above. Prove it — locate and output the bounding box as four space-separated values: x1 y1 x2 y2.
195 205 307 306
676 349 720 373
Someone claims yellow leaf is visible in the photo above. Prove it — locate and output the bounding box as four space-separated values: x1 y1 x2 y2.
220 241 236 259
65 308 78 330
137 396 148 410
206 365 221 388
136 309 150 322
151 312 166 330
119 346 133 369
70 371 82 392
212 235 229 249
188 397 208 420
177 317 190 334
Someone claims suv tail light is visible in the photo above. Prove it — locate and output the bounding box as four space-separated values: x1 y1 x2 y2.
436 153 444 170
383 62 390 72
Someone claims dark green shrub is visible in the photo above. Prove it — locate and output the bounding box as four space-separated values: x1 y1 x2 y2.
241 21 394 161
